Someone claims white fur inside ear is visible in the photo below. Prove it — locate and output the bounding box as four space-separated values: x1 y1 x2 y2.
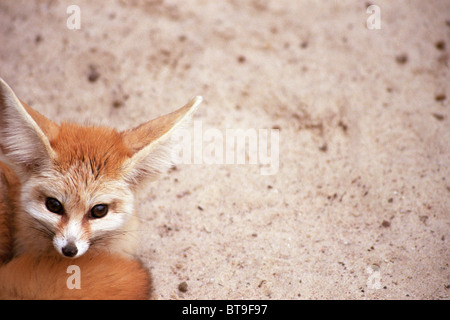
1 111 47 166
0 78 55 171
123 96 202 186
123 141 174 185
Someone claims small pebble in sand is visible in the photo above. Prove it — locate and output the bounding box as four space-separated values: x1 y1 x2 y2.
395 54 408 64
87 64 100 82
112 99 123 108
435 40 445 51
178 281 188 293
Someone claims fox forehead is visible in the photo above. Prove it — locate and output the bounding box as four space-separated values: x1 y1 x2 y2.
22 123 136 218
49 122 133 179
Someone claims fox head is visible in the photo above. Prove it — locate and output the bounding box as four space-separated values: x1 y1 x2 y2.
0 78 201 258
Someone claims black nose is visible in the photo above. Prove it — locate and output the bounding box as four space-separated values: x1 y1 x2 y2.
62 243 78 257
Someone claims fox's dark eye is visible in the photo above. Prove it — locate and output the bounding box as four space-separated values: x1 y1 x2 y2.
90 204 108 219
45 197 63 214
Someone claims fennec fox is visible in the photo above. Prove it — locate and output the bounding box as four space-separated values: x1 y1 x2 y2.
0 77 201 299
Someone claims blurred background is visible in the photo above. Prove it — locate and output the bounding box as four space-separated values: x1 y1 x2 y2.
0 0 448 299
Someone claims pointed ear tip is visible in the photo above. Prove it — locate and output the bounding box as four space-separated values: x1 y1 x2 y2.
0 77 15 100
0 78 16 98
0 76 11 86
0 77 8 88
191 95 202 102
190 95 203 109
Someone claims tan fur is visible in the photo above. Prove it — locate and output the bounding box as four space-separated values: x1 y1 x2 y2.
20 99 60 141
0 77 201 299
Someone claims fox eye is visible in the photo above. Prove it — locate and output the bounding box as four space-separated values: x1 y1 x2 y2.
45 197 63 214
90 204 108 219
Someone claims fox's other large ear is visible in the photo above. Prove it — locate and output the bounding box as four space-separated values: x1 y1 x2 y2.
0 78 59 174
120 96 202 186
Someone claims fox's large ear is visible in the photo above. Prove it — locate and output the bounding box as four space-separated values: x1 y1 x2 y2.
120 96 202 186
0 78 59 174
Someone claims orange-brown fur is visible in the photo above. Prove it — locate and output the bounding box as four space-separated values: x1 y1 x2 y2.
0 251 152 300
51 123 133 178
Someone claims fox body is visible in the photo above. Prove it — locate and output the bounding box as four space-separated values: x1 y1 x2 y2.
0 251 152 300
0 77 201 299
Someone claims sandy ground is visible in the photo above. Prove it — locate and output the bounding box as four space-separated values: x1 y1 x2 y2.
0 0 449 299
